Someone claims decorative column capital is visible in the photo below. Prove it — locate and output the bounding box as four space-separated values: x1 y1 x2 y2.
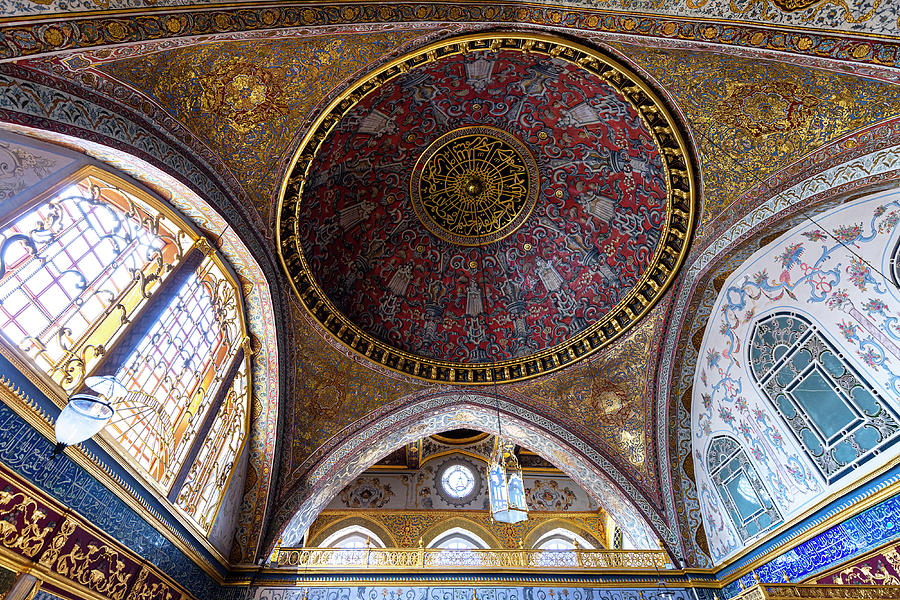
193 237 214 256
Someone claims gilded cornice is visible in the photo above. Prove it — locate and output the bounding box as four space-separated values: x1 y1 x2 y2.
1 2 899 67
307 508 610 549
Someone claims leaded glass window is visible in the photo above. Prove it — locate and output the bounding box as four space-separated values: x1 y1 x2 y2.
749 313 900 483
0 173 188 390
707 435 781 540
175 360 249 529
113 255 241 486
0 166 250 533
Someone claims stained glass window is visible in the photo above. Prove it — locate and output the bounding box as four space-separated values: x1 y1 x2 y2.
113 255 242 486
707 435 782 541
749 313 900 483
0 167 250 534
175 359 249 529
0 173 187 391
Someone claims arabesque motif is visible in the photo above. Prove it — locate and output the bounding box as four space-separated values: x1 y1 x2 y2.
56 542 133 600
694 189 900 562
272 546 666 570
0 490 53 557
279 33 694 384
412 127 539 245
98 31 433 213
609 43 900 227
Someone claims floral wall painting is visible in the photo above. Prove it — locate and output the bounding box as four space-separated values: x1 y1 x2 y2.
694 187 900 562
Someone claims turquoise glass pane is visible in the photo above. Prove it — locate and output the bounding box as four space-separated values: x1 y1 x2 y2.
776 393 796 418
746 520 760 537
832 440 857 465
773 345 789 362
725 471 763 522
793 369 857 440
792 348 812 372
759 327 778 349
776 363 795 388
801 428 824 455
851 386 880 416
821 351 845 379
854 424 881 452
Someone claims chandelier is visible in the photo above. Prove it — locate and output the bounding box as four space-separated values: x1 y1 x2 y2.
487 435 528 523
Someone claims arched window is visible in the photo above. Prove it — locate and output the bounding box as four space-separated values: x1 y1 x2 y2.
112 253 242 486
318 525 386 565
425 527 488 566
530 528 595 567
320 526 386 549
749 313 900 483
427 528 489 550
0 167 250 533
533 528 594 550
0 172 187 390
707 435 781 541
174 360 249 528
538 537 575 551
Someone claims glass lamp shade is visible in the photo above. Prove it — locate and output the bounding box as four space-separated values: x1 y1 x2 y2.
84 375 128 401
55 392 115 447
487 461 528 524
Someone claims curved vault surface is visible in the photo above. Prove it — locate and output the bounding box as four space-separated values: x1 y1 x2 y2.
277 394 661 552
278 33 695 385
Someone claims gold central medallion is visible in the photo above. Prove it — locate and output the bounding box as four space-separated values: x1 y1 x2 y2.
411 126 540 245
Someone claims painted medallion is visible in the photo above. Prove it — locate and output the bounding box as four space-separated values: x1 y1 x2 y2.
411 126 539 246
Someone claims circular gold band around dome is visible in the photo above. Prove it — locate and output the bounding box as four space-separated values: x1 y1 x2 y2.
276 32 697 385
411 126 540 246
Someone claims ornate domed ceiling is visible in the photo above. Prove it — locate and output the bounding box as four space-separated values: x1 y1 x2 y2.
278 34 696 384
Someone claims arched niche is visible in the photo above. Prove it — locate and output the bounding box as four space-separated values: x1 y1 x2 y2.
0 126 280 556
271 392 665 559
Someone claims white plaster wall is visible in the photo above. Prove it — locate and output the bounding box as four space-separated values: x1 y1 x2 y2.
693 188 900 562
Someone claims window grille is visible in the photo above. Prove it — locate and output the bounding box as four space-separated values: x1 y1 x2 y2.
749 313 900 483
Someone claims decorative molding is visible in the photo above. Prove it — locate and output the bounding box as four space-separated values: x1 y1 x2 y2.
2 2 900 68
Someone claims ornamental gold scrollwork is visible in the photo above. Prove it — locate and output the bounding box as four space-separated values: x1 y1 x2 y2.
826 545 900 585
738 584 900 599
125 565 175 600
728 0 881 24
412 127 539 246
56 541 133 600
0 490 54 558
38 516 76 568
274 546 667 570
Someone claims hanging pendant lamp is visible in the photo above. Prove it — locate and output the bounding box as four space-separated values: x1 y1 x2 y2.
53 375 124 453
487 436 528 523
